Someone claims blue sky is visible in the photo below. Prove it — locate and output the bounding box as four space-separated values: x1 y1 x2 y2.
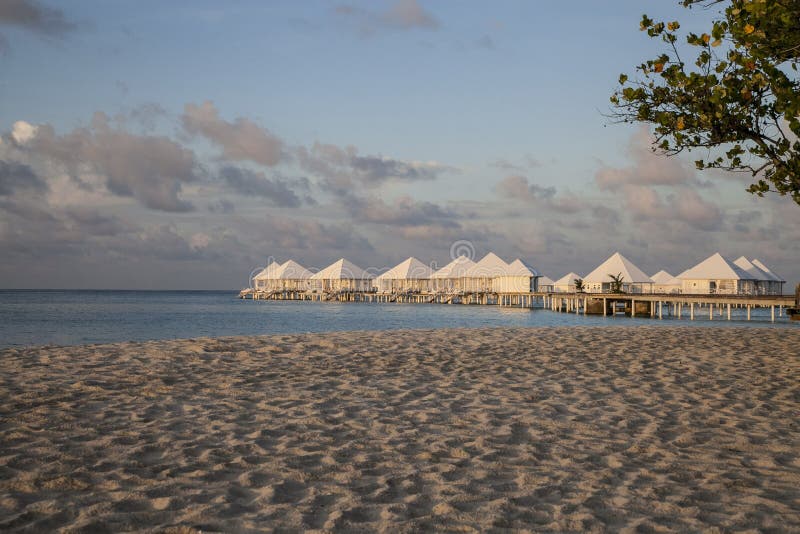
0 0 797 289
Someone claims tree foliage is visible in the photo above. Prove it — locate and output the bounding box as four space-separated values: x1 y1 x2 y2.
611 0 800 205
574 278 584 292
608 273 625 294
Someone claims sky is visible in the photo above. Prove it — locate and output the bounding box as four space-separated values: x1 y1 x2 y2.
0 0 798 290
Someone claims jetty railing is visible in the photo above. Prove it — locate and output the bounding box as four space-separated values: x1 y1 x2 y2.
237 288 796 323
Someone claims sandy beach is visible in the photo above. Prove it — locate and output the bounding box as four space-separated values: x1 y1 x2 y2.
1 326 799 532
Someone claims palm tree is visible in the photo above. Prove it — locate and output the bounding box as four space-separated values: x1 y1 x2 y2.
608 272 625 294
574 278 584 293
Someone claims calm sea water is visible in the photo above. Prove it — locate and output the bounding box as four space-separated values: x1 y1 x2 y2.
0 290 794 348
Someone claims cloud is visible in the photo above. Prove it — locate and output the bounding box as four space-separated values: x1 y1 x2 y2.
11 120 37 144
296 142 454 189
182 101 283 166
595 126 697 190
255 215 373 255
207 198 236 214
0 0 76 36
218 165 311 208
495 175 556 202
335 0 438 35
476 35 494 49
342 193 461 228
671 187 723 231
10 113 198 212
0 160 48 195
383 0 438 29
618 184 723 231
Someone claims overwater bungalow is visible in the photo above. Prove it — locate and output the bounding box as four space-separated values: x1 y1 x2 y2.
271 260 313 291
494 258 540 293
462 252 510 293
582 252 654 294
650 270 682 294
752 258 786 295
537 275 555 292
310 258 374 293
553 272 581 293
677 252 757 295
733 256 787 295
375 257 434 293
253 260 280 291
430 255 476 293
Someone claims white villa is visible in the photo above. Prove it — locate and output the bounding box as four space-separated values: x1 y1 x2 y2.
537 275 555 292
376 257 434 293
310 258 374 292
677 252 757 295
253 260 280 291
462 252 511 293
494 258 540 293
583 252 654 294
733 256 786 295
752 258 786 295
269 260 313 291
430 255 476 292
553 272 581 292
650 270 682 294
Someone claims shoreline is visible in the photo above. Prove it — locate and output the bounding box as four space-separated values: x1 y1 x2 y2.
2 320 797 351
2 327 799 531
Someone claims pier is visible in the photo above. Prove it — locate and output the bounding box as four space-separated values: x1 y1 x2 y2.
239 288 797 323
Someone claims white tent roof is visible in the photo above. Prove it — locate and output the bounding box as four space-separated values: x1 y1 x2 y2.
538 275 555 286
583 252 653 284
376 257 433 280
733 256 771 281
430 256 476 278
650 270 681 286
555 272 581 286
253 260 280 281
506 258 540 277
273 260 313 280
463 252 510 278
751 258 785 282
677 252 756 280
310 258 374 280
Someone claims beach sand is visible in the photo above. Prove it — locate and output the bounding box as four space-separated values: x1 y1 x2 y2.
1 326 799 532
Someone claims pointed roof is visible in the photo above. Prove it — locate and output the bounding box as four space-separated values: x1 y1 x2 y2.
538 275 555 286
463 252 511 277
376 257 433 280
583 252 653 284
733 256 772 281
555 272 581 286
273 260 313 280
253 260 280 281
507 258 540 277
310 258 374 280
650 270 681 286
751 258 785 282
430 255 476 278
677 252 756 280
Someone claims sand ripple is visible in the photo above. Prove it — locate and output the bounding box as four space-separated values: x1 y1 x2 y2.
1 327 799 532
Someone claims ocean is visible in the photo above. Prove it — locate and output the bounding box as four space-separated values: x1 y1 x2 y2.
0 290 794 348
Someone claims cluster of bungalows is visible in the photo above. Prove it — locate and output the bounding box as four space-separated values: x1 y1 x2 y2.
250 251 785 297
252 253 541 295
543 251 785 296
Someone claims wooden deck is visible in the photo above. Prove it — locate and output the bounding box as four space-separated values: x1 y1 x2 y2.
239 289 797 323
